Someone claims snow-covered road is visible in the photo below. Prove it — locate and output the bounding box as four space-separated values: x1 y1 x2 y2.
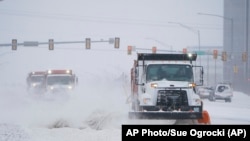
1 89 250 141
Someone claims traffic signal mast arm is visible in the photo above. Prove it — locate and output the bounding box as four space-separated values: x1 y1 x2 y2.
2 38 120 50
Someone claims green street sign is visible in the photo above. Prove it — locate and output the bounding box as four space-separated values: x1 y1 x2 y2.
194 51 206 55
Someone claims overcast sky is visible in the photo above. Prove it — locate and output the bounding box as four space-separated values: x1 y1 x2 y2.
0 0 223 51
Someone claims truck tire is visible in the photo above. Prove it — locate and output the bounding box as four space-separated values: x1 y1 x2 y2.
225 98 232 102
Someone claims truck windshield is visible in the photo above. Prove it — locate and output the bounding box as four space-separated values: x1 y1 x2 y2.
146 64 193 82
47 75 73 85
30 75 45 83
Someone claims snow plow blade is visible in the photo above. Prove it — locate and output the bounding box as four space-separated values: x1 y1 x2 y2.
128 111 202 120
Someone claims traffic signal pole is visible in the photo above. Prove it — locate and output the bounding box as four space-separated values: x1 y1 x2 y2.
0 38 119 50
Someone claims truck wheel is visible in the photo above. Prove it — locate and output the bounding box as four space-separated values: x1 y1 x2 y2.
225 98 231 103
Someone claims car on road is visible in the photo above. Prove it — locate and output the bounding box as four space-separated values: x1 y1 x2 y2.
210 82 233 102
196 86 214 100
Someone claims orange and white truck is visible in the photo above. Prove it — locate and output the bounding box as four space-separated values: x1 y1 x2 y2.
26 71 46 94
44 69 78 93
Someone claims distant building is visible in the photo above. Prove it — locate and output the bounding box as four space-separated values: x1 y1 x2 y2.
224 0 250 93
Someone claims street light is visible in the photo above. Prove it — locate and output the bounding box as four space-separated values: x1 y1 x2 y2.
198 12 234 84
168 22 201 66
197 12 234 55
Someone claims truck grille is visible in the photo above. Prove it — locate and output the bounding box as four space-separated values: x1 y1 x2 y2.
156 90 188 111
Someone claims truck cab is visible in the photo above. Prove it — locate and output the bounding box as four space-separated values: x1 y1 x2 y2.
45 69 78 94
26 71 46 94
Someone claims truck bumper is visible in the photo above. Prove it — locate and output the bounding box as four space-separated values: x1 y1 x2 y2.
129 111 202 119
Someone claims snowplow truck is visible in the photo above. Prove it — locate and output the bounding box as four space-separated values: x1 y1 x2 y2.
129 53 210 124
26 71 46 94
45 69 78 93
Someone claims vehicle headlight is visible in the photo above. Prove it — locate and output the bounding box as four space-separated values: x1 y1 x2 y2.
49 86 54 90
68 86 73 90
151 83 158 88
189 83 196 88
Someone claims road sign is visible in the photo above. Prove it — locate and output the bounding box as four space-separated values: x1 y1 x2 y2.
194 51 206 55
24 41 39 46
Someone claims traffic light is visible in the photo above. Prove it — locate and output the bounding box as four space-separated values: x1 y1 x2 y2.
213 49 218 59
221 51 227 61
242 52 247 62
114 37 120 48
12 39 17 50
152 46 157 54
233 65 238 73
48 39 54 50
85 38 91 49
127 46 132 55
182 48 187 54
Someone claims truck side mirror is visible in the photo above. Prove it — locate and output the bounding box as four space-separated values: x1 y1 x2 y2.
200 68 204 85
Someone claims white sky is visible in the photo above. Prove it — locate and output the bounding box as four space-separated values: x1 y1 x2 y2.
0 0 224 51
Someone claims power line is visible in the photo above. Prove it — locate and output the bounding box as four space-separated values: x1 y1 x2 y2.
0 9 223 30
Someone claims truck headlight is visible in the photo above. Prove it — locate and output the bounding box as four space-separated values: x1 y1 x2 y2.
189 83 196 88
151 83 158 88
68 86 73 90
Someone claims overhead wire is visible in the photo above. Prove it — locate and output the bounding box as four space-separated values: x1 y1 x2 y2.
0 9 222 30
